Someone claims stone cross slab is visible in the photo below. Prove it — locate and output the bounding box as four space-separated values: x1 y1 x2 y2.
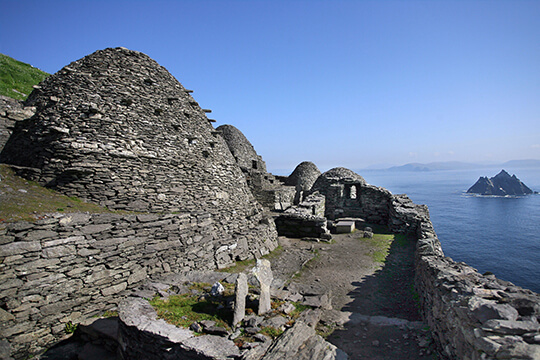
233 273 248 327
252 259 273 315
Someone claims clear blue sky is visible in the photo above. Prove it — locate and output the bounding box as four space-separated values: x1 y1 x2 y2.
1 0 539 173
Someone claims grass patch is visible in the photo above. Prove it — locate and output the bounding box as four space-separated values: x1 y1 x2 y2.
218 245 284 273
64 321 78 334
260 326 283 339
0 53 49 100
363 233 395 263
150 293 232 330
0 164 121 222
102 310 119 318
289 302 311 320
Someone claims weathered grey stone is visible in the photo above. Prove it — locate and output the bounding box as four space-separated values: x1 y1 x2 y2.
302 293 332 310
23 230 58 241
5 221 33 232
210 282 224 296
182 335 241 359
469 298 519 323
128 267 147 285
0 308 15 322
261 315 288 330
119 297 193 342
278 302 296 315
0 241 41 257
335 221 355 234
253 259 273 315
483 319 540 335
101 282 127 296
261 321 347 360
80 224 113 235
233 273 248 327
42 235 85 248
42 245 76 258
241 340 272 360
0 339 13 360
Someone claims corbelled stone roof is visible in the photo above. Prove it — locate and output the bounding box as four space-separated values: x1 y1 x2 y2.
0 47 262 217
216 124 267 173
285 161 321 191
310 167 366 194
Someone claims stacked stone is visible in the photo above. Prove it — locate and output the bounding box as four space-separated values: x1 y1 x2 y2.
414 223 540 358
0 211 277 358
285 161 321 192
274 193 330 239
0 95 35 153
217 124 296 210
388 194 436 236
216 124 267 173
285 161 321 204
310 167 390 223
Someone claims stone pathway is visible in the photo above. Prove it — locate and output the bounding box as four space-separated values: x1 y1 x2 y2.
279 231 441 359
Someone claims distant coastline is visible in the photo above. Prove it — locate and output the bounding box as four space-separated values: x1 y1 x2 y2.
357 159 540 172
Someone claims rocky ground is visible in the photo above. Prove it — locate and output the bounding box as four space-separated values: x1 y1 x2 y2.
299 234 439 359
39 230 441 360
273 232 440 360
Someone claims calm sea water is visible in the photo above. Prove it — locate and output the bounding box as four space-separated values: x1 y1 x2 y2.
360 168 540 293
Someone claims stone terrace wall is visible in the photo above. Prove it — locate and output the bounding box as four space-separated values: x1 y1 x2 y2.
0 212 277 359
412 222 540 358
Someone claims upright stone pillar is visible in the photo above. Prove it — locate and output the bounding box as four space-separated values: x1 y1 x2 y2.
253 259 273 315
233 273 248 327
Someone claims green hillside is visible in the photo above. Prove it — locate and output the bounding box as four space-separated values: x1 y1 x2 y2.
0 53 50 100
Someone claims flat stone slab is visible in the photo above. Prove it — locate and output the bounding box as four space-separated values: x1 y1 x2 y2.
335 221 355 234
119 297 193 343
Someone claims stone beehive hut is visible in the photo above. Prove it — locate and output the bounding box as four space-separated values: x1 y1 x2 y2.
217 124 296 210
286 161 321 192
310 167 367 199
1 48 264 218
216 124 267 173
310 167 371 220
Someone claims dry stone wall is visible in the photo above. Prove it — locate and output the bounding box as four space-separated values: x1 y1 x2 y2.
0 211 277 358
412 218 540 359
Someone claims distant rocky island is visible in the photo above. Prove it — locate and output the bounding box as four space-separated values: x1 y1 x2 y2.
467 169 535 196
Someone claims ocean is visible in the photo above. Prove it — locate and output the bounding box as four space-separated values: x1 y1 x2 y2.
360 167 540 293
